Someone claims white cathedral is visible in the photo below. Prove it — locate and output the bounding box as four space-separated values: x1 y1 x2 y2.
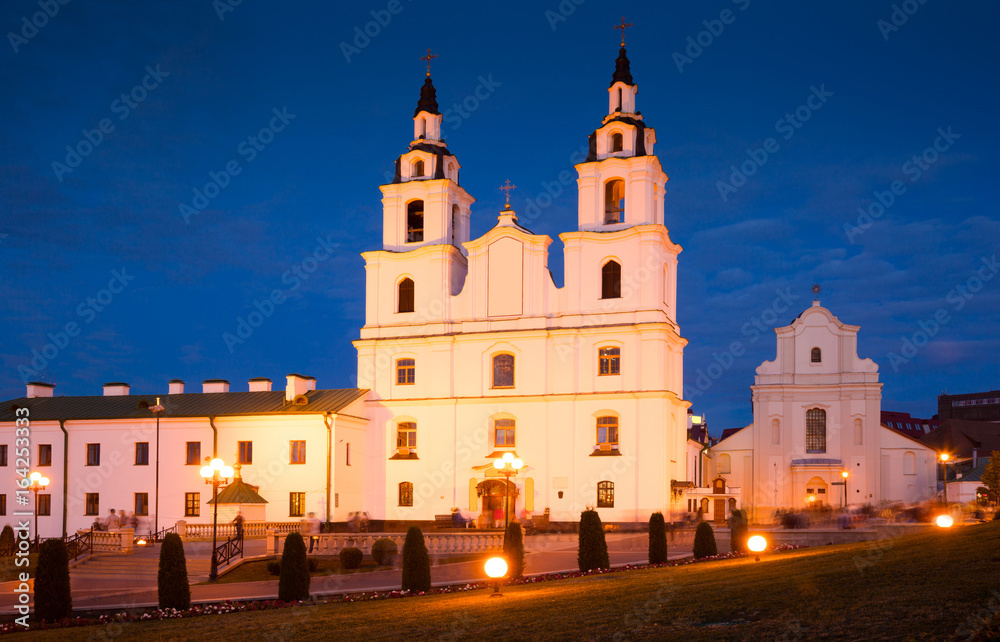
2 44 939 538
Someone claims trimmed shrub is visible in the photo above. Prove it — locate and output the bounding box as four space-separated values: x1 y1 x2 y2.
267 561 281 576
401 527 431 592
157 533 190 611
308 557 319 572
339 547 363 570
693 521 718 559
729 509 748 554
503 522 525 578
35 539 72 622
577 509 610 572
372 538 398 566
0 525 14 555
648 512 668 564
278 532 310 602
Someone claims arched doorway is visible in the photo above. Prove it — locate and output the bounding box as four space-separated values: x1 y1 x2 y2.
477 479 518 529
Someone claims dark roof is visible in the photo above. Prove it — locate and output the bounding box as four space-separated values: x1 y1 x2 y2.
610 46 633 87
921 420 1000 459
414 75 440 116
208 479 268 505
0 388 368 422
955 457 991 483
719 427 745 442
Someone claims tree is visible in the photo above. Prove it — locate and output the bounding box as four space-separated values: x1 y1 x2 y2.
503 521 525 578
35 539 72 622
693 521 718 559
0 525 14 556
278 531 310 602
981 452 1000 505
157 533 190 610
729 509 749 554
648 512 668 564
401 526 431 592
577 509 610 572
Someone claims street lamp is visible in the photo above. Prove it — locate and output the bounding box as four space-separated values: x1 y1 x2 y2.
199 457 234 581
492 453 523 541
747 534 767 562
841 471 849 508
27 472 50 547
484 556 508 597
939 453 950 505
149 397 164 538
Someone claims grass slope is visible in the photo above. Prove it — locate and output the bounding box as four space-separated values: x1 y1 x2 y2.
21 521 1000 640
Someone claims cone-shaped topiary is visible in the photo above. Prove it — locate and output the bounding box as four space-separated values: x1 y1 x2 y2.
648 512 668 564
278 531 310 602
693 521 718 559
729 509 749 554
503 521 525 578
0 525 14 556
372 538 398 566
35 538 72 622
401 526 431 592
157 533 190 610
578 509 610 572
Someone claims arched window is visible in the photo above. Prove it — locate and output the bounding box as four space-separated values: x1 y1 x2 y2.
598 346 620 375
406 200 424 243
396 422 416 450
854 418 863 446
718 453 731 474
398 482 413 507
597 481 614 508
396 358 415 385
611 132 623 152
806 408 827 453
597 416 619 445
903 451 916 475
397 278 414 313
604 179 625 223
616 87 622 110
771 419 781 445
494 418 515 447
601 260 621 299
413 160 424 177
492 354 515 388
451 204 460 245
811 347 822 363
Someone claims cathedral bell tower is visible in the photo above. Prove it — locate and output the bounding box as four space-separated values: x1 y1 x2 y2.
574 37 668 232
380 56 475 253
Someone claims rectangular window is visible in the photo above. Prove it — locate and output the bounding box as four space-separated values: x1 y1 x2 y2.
396 423 417 449
135 492 149 516
85 493 99 516
37 494 51 516
396 358 416 385
238 441 253 465
38 444 52 466
494 418 515 447
398 482 413 507
0 445 6 466
492 354 515 388
186 442 201 465
289 492 305 517
806 409 827 454
598 347 620 375
0 494 5 516
597 417 619 445
184 492 200 517
346 443 351 466
135 442 149 466
86 443 101 466
290 441 306 464
597 481 615 508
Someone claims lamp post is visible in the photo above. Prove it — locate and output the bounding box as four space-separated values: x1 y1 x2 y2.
199 457 234 581
841 471 849 508
28 472 50 547
492 453 523 542
939 453 950 505
149 397 164 538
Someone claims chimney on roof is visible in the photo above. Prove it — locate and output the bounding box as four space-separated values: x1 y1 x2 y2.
26 382 54 398
249 377 272 392
285 374 316 402
202 379 230 393
103 382 130 396
168 379 185 395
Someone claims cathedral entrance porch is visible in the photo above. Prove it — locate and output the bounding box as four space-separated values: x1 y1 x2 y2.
476 479 518 529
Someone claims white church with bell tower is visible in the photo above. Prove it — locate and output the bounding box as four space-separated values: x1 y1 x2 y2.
354 37 690 527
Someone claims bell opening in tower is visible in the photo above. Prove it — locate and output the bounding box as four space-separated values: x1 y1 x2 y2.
407 200 424 243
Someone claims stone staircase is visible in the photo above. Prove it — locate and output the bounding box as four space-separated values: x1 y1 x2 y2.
71 550 213 585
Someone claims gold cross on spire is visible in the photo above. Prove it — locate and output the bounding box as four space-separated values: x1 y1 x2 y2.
420 48 438 77
614 16 633 47
499 179 517 209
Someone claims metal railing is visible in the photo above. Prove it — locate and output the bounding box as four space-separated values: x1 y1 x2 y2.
66 529 94 561
214 534 244 568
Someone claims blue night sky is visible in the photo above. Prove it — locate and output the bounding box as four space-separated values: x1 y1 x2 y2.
1 1 997 434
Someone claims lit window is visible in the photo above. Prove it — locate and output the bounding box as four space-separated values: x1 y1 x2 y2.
396 358 416 385
604 179 625 223
597 416 619 445
396 422 417 449
495 418 515 447
599 347 620 375
806 409 827 453
398 278 415 313
184 493 200 517
238 441 253 465
399 482 413 507
290 441 306 464
601 261 621 299
289 492 305 517
597 481 614 508
492 354 515 388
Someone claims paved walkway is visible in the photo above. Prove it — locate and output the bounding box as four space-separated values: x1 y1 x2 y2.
0 533 692 615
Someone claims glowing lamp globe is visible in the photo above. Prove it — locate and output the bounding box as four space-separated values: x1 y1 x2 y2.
199 465 213 478
747 535 767 553
210 458 224 470
936 514 954 528
512 459 523 470
502 452 514 464
30 472 41 482
39 477 50 487
493 459 505 470
221 466 234 479
485 556 508 579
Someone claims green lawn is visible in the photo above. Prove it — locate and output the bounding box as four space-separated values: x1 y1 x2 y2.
21 522 1000 640
0 554 35 583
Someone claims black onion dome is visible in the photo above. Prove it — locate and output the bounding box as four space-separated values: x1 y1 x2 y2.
414 76 440 116
610 47 633 87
